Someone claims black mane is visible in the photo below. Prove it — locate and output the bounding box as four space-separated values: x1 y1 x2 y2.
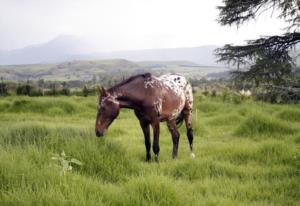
108 73 152 92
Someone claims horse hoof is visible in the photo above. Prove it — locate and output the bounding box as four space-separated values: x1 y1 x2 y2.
190 153 195 159
154 155 159 162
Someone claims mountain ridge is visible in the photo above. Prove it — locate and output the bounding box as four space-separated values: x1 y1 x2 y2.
0 36 222 66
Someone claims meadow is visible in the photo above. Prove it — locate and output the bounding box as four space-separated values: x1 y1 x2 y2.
0 95 299 205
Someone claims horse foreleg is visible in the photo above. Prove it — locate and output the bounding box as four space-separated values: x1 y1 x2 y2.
151 122 160 162
167 120 180 159
183 109 195 158
139 120 151 162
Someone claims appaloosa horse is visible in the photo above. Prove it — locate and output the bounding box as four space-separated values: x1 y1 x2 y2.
95 73 194 161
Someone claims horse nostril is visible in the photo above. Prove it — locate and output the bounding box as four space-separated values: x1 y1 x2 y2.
96 131 103 137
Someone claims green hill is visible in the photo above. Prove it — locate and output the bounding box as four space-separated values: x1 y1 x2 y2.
0 59 228 81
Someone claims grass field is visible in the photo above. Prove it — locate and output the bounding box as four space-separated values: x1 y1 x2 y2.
0 95 299 205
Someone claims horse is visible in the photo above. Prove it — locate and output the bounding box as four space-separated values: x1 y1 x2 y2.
95 73 194 161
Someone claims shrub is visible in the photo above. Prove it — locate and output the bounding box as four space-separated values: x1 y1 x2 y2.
221 90 244 104
202 90 209 96
211 89 217 97
0 82 8 96
29 88 43 96
16 84 33 95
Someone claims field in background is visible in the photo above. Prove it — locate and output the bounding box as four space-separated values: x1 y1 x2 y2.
0 59 228 81
0 95 299 205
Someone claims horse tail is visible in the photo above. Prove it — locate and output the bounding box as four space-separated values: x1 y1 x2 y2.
176 111 184 128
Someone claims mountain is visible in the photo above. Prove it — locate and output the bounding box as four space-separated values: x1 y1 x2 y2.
85 46 221 66
0 35 95 65
0 36 222 66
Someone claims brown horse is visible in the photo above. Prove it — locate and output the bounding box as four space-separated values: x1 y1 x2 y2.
95 73 194 161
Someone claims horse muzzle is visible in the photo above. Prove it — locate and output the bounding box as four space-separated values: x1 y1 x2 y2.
95 130 104 137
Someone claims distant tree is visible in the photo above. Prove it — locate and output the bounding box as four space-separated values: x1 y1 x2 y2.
82 85 89 97
25 80 32 95
215 0 300 86
61 81 70 96
16 83 33 95
0 77 8 96
50 83 57 96
37 79 45 88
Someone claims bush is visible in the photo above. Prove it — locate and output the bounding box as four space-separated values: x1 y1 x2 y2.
16 84 33 95
202 90 209 96
59 88 70 96
82 86 97 97
221 90 244 104
211 89 217 97
0 82 8 96
29 88 43 96
82 85 89 97
255 90 300 104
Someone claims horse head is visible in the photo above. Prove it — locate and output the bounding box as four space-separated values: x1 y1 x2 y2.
95 87 120 137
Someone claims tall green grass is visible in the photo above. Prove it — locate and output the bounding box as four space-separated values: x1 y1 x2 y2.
0 96 299 205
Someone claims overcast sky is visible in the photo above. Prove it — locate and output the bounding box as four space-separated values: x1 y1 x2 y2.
0 0 288 52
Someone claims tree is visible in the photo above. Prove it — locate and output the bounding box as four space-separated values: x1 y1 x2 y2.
215 0 300 86
0 77 8 96
82 85 89 97
61 81 70 96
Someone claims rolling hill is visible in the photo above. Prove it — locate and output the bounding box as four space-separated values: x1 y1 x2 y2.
0 59 229 81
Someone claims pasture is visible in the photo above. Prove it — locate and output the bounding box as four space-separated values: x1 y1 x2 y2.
0 95 299 205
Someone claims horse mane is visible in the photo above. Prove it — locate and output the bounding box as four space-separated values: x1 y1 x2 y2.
108 73 152 92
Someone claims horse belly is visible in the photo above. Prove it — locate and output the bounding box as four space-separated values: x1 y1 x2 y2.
160 92 185 121
157 74 189 121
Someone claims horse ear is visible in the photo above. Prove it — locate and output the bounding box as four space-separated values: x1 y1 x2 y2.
100 86 108 97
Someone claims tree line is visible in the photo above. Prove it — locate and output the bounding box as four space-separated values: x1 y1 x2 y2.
0 80 96 97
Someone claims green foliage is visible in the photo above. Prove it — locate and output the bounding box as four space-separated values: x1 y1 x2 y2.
82 85 89 97
16 84 33 95
0 96 299 205
255 89 300 104
216 0 300 87
51 151 83 176
221 90 245 104
0 82 8 96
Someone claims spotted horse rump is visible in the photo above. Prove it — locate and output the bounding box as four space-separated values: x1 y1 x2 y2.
95 73 194 161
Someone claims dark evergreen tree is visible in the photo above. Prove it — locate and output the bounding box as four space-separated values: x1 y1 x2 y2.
215 0 300 86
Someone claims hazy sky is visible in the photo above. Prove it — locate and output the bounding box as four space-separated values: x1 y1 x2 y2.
0 0 288 52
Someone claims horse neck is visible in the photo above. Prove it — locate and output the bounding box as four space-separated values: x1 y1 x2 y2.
109 85 143 110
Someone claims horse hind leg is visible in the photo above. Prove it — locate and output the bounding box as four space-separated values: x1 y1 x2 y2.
183 109 195 158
